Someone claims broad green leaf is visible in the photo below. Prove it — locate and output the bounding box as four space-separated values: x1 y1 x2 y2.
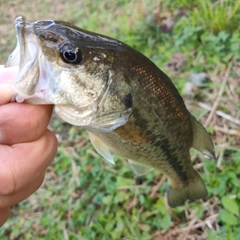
160 214 171 230
102 195 113 205
221 195 239 215
219 209 238 225
116 176 133 187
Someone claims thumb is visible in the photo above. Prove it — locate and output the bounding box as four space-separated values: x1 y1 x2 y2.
0 65 18 84
0 85 15 105
0 65 19 104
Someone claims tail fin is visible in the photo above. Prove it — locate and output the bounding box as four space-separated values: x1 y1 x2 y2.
190 115 216 159
167 172 207 208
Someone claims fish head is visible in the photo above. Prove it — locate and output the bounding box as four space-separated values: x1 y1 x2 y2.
6 17 132 131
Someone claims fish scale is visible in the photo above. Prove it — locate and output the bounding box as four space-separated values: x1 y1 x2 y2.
6 16 215 207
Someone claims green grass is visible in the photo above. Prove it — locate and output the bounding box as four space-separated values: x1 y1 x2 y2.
166 0 240 34
0 0 240 239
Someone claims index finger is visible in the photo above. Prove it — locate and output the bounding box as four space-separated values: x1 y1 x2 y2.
0 129 58 197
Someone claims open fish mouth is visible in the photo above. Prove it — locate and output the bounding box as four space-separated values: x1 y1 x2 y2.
5 16 54 104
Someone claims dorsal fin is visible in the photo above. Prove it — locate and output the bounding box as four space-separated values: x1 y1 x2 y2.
88 131 115 164
190 115 216 159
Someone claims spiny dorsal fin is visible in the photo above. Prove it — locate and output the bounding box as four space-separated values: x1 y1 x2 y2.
190 115 216 159
88 131 115 164
167 171 207 207
128 160 153 175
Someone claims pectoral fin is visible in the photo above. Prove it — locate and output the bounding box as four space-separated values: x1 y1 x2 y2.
88 131 115 164
128 160 153 175
191 115 216 159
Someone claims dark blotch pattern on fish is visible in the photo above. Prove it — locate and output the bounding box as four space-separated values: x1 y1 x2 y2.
153 138 189 183
122 93 132 108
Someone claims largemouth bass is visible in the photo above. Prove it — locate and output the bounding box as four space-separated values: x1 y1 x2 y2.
5 17 215 207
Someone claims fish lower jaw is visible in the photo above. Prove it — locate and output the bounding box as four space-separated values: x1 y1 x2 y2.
55 105 94 126
12 91 33 103
13 92 54 104
15 94 26 103
12 83 54 104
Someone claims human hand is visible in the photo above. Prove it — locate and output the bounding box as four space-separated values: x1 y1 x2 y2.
0 66 58 227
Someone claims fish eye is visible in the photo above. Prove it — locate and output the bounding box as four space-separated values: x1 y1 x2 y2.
60 47 82 64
